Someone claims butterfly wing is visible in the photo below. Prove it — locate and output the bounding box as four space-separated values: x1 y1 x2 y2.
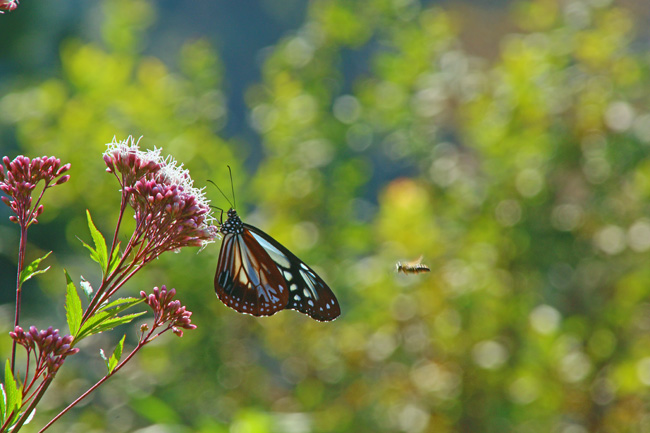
214 231 289 317
245 224 341 322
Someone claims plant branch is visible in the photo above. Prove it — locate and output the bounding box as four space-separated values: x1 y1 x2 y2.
38 332 154 433
11 224 28 374
10 377 53 432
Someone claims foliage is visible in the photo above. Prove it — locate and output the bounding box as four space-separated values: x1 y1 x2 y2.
0 142 202 431
2 0 650 432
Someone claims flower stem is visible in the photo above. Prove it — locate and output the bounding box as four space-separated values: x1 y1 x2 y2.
10 377 53 432
38 334 152 432
11 224 28 374
110 190 129 256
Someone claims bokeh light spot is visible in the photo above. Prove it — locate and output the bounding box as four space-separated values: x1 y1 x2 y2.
594 225 626 255
628 219 650 252
529 305 561 335
495 200 522 226
472 340 509 370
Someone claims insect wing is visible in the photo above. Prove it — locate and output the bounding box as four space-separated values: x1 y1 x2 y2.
397 256 430 274
245 224 341 322
214 231 289 317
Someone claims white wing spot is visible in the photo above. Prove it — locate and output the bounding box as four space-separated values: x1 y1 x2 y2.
300 262 309 271
308 300 314 307
300 269 319 300
290 284 298 292
294 294 300 301
303 288 311 298
326 304 330 309
284 271 293 281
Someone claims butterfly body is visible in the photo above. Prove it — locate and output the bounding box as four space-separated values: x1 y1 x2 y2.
396 256 431 274
215 208 340 321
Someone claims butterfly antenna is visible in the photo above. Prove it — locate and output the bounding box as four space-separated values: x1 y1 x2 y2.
227 165 236 210
207 179 234 209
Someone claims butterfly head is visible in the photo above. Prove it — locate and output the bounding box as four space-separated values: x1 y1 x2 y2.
220 208 244 235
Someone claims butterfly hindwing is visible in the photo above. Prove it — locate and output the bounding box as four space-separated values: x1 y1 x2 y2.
214 231 289 317
245 224 341 321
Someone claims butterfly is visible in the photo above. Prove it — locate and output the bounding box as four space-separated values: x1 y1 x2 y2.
395 256 430 274
211 171 340 322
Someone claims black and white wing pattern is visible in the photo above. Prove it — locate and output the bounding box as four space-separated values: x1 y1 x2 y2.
244 224 341 321
214 208 341 321
215 229 289 317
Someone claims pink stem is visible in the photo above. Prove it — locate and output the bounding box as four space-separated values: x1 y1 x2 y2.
11 224 28 374
38 328 158 433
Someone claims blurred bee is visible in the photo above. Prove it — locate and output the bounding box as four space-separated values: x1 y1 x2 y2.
395 256 430 274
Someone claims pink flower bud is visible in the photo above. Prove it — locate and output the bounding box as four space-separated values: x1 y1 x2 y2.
56 163 71 176
54 175 70 185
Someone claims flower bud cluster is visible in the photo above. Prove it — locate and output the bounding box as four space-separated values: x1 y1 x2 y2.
10 326 79 374
141 286 197 337
103 136 217 253
0 155 71 226
129 175 216 249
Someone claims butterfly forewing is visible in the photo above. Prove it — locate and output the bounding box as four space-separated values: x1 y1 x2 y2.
246 225 341 321
215 231 289 317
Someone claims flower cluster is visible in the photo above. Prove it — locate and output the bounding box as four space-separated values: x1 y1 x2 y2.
0 155 70 226
10 326 79 374
103 137 217 254
0 0 18 13
103 137 162 187
141 286 197 337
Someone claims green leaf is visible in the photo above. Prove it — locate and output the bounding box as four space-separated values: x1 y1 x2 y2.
77 237 101 265
64 270 83 336
0 383 6 426
97 297 142 313
91 312 146 335
4 360 20 420
108 241 121 275
76 311 111 341
79 276 94 301
76 298 145 341
86 210 108 272
108 335 126 374
18 251 52 286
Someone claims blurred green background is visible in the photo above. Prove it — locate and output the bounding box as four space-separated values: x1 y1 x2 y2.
2 0 650 432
